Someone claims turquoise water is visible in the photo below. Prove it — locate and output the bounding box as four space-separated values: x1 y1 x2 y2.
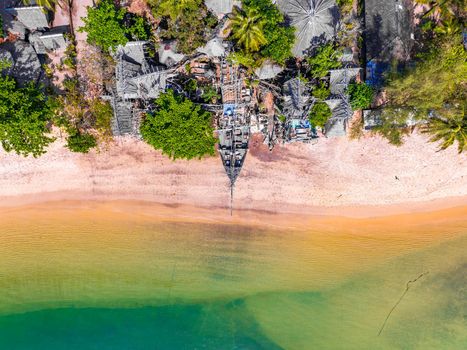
0 206 466 349
0 301 283 350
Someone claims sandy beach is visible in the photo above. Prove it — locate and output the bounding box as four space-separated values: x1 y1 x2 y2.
0 132 466 217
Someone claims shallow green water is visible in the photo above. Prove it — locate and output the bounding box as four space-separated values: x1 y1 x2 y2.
0 209 466 349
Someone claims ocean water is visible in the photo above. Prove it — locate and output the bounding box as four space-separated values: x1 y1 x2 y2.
0 203 465 349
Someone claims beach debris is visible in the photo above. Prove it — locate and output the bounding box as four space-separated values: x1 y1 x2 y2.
378 271 429 336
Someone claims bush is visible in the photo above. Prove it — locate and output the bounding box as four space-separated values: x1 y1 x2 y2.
140 89 217 160
309 102 332 128
90 99 113 136
347 82 374 110
66 129 97 153
312 83 331 100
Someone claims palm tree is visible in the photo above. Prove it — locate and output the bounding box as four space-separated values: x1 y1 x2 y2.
433 17 461 35
422 114 467 153
22 0 57 11
228 6 267 53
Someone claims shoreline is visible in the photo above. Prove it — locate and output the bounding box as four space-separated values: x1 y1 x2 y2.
1 190 467 219
1 197 467 230
1 133 466 220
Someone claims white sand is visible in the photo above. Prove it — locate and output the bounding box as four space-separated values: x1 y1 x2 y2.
0 132 466 217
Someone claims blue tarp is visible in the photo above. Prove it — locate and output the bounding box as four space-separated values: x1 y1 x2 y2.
223 104 236 116
366 60 388 88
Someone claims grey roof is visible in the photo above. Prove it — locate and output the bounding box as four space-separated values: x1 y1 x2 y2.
0 40 41 86
116 41 147 65
158 41 185 66
5 6 49 30
115 41 174 100
340 47 353 63
125 70 172 99
365 0 412 62
275 0 338 57
255 61 283 80
205 0 240 16
329 68 361 94
29 30 67 54
324 98 352 137
363 109 382 130
282 78 310 118
197 37 226 57
0 9 26 39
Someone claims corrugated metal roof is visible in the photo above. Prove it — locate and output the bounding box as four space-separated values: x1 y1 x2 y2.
6 6 49 30
275 0 338 57
329 68 361 95
205 0 240 16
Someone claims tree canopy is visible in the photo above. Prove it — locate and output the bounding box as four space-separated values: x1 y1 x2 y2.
309 102 332 128
150 0 216 54
384 34 466 121
0 67 55 157
140 89 217 160
306 43 342 78
347 82 374 110
79 0 150 51
228 0 295 67
229 6 267 53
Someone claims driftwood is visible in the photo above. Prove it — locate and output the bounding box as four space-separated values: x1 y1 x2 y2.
378 271 429 336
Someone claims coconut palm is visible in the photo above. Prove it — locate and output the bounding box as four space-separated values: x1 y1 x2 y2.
434 17 461 35
228 6 267 53
422 115 467 153
22 0 57 11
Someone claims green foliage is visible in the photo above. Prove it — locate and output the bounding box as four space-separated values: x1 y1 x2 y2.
0 58 12 71
422 114 467 153
229 6 267 53
79 0 149 51
125 15 151 41
90 99 113 136
306 43 342 78
260 24 295 65
373 109 411 146
312 83 331 100
227 51 261 70
140 89 217 160
347 82 374 110
336 0 353 14
228 0 295 67
157 1 215 54
54 78 112 145
183 78 198 95
66 129 97 153
385 34 466 123
150 0 200 20
0 77 55 157
309 102 332 128
200 85 220 103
